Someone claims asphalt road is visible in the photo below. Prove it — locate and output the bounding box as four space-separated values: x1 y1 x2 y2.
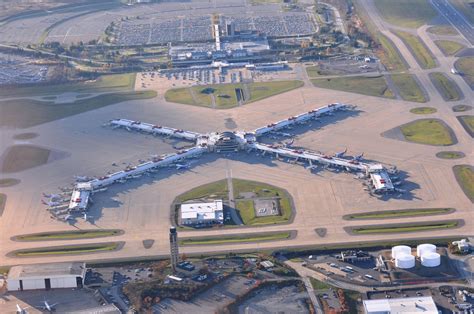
431 0 474 45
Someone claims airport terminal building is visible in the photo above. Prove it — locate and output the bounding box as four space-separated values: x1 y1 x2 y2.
7 262 86 291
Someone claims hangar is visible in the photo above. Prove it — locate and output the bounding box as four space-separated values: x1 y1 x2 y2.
7 262 86 291
363 296 438 314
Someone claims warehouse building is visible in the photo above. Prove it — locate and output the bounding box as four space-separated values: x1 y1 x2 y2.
363 296 438 314
7 262 86 291
180 200 224 226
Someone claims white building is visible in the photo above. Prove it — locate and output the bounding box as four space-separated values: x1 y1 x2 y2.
180 200 224 225
7 262 86 291
363 297 438 314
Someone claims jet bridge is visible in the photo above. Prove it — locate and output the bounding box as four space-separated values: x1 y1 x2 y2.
253 103 349 137
109 119 201 141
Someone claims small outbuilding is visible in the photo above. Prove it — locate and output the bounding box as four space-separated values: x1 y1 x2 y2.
7 262 86 291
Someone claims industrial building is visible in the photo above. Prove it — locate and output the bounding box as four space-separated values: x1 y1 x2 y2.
363 297 438 314
7 262 86 291
180 200 224 226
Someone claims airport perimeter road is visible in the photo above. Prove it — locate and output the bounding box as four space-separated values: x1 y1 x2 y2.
302 277 324 314
431 0 474 45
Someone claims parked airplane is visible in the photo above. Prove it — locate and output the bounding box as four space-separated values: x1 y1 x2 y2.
92 188 108 194
74 176 94 182
36 300 58 312
42 200 64 207
82 212 93 221
16 304 29 314
334 148 347 158
173 163 191 169
353 153 364 161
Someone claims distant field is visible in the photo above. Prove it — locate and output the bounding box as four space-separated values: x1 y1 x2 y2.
436 151 465 159
400 119 456 146
344 208 454 220
165 81 303 108
0 90 156 129
347 220 461 235
375 33 408 71
455 57 474 89
13 230 123 241
394 31 437 69
1 145 50 173
0 194 6 216
374 0 438 28
427 25 459 35
10 242 124 257
311 76 394 98
391 74 427 102
410 107 437 114
0 73 137 97
429 72 461 101
0 178 20 187
453 165 474 202
435 40 465 56
457 115 474 137
179 231 293 245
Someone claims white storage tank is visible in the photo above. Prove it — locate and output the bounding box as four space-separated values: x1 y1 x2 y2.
421 252 441 267
416 243 436 257
395 254 415 269
391 245 411 259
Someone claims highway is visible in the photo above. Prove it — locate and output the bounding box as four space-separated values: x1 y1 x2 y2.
431 0 474 45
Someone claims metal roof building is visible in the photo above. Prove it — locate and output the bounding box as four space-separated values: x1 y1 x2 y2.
7 262 86 291
363 297 438 314
180 200 224 225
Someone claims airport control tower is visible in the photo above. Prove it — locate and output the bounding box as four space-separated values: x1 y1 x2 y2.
169 226 179 272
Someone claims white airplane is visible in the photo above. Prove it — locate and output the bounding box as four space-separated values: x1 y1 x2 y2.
92 187 107 194
42 193 62 199
74 176 93 182
36 300 58 312
16 304 29 314
173 163 191 169
82 212 93 221
42 199 63 207
334 148 347 158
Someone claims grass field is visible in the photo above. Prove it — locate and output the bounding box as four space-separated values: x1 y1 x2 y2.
410 107 437 114
455 57 474 88
179 231 292 245
394 31 437 69
344 208 453 220
310 278 331 290
427 25 459 35
175 179 293 226
11 242 123 257
436 151 465 159
457 115 474 137
375 33 408 71
453 165 474 202
311 76 394 98
0 193 6 216
1 145 50 173
374 0 438 28
391 74 427 102
452 104 472 112
349 220 460 234
0 90 156 128
0 178 20 187
305 65 346 77
435 40 465 56
0 73 137 97
400 119 456 146
429 72 461 101
13 230 123 241
165 81 303 108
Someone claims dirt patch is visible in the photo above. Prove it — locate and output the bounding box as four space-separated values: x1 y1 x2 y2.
1 144 69 173
0 178 20 187
12 132 39 140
